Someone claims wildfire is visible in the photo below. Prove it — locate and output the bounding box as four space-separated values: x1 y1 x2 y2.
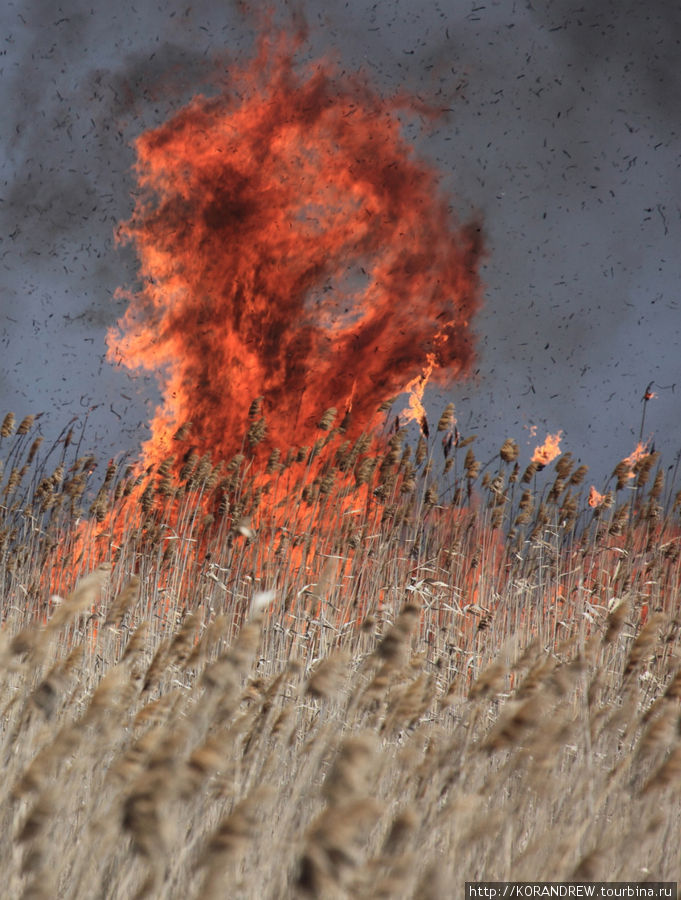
108 27 483 470
531 431 563 468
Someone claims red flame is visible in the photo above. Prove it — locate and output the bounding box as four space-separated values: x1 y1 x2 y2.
107 28 483 467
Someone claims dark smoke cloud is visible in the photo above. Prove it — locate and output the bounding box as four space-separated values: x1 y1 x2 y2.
1 0 679 485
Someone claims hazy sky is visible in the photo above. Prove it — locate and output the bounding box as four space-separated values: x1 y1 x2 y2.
2 0 680 487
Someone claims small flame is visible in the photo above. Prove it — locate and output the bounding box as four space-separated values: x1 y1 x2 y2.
531 431 563 467
588 485 605 508
643 382 656 402
346 381 357 415
621 441 650 478
401 353 436 429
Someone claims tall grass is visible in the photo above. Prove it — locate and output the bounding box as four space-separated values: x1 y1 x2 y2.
0 407 680 898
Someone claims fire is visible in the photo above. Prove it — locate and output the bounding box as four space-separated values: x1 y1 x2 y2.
588 485 605 508
622 441 649 472
613 440 652 487
108 27 483 470
643 382 656 402
401 353 436 432
531 431 563 468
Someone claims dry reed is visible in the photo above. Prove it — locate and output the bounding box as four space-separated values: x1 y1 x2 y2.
0 406 679 896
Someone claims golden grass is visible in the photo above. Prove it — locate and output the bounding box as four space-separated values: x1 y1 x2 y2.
0 407 680 897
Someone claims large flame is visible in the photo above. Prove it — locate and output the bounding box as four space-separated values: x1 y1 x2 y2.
107 27 483 467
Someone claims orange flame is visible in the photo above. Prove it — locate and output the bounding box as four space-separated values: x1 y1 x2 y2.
107 27 483 469
622 441 649 471
588 485 605 508
401 353 436 430
531 431 563 467
618 440 651 481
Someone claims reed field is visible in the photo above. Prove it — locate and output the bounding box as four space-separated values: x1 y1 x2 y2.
1 404 680 898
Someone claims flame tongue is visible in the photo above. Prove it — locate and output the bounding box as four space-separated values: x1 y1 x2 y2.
108 29 482 466
401 352 436 430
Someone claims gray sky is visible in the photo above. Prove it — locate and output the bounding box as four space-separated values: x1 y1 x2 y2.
2 0 680 487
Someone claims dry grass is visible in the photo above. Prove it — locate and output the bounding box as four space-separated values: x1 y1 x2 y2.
0 407 680 897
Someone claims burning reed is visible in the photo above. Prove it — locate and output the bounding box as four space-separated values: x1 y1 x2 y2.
0 407 680 896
